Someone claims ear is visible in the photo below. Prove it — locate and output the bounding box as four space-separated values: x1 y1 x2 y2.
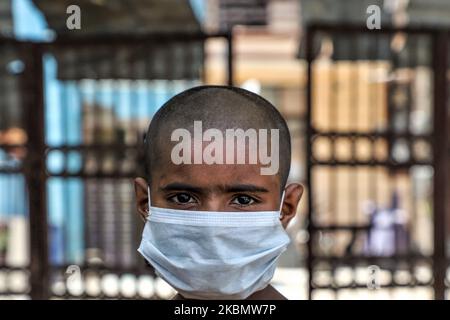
134 177 149 222
280 183 304 228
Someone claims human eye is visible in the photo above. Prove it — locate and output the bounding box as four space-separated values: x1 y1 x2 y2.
167 193 197 205
231 194 259 207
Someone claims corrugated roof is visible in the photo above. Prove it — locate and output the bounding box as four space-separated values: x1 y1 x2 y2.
30 0 205 80
31 0 201 34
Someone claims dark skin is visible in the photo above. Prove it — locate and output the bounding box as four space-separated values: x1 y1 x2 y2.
134 147 303 300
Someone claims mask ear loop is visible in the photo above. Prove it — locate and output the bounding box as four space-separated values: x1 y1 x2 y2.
147 186 152 217
279 190 286 219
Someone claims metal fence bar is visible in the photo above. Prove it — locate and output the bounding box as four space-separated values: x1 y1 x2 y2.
305 25 314 300
432 31 449 300
226 33 234 86
21 43 49 299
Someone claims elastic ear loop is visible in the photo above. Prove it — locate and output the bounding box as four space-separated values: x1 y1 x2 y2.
147 186 151 217
279 190 286 219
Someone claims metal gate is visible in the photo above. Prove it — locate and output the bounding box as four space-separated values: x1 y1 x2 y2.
0 32 233 299
2 24 450 300
306 25 449 299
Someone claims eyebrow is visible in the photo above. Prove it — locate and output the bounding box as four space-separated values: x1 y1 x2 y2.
160 183 205 194
159 183 269 194
223 184 269 193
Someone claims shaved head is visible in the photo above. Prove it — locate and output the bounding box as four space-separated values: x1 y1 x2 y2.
144 85 291 189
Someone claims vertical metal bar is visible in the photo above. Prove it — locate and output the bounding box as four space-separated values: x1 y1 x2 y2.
408 35 418 279
350 35 358 228
369 34 379 263
24 43 49 299
305 26 314 300
200 38 207 85
432 31 448 300
226 33 234 86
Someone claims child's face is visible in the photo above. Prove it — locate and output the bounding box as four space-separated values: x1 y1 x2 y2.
149 160 282 212
135 149 303 229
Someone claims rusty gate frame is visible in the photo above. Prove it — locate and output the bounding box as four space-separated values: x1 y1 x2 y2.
306 24 449 299
2 24 449 300
0 32 233 299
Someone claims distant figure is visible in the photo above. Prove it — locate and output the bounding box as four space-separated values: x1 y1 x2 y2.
364 192 410 256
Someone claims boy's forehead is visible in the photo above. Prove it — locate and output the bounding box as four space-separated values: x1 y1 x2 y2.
154 162 280 192
150 119 282 189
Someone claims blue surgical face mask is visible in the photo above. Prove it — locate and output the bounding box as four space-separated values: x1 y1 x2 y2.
138 187 290 300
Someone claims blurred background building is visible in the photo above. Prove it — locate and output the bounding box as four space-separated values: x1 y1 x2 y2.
0 0 449 299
